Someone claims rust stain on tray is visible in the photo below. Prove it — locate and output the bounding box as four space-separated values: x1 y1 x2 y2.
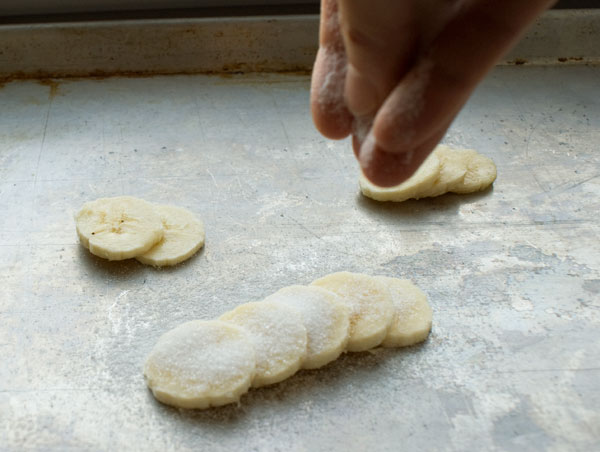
36 79 61 98
0 65 312 88
558 56 584 62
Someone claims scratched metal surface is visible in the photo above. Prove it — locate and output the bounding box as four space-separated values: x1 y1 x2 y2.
1 66 599 451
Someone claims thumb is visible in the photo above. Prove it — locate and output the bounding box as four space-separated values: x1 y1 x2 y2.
337 0 418 117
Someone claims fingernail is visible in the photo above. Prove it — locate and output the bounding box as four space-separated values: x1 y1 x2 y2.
345 64 377 116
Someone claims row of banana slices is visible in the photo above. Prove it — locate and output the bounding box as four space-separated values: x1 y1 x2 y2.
75 196 205 266
144 271 432 410
360 145 497 202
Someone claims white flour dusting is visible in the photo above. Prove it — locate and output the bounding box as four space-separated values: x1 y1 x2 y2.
384 58 434 148
318 47 348 118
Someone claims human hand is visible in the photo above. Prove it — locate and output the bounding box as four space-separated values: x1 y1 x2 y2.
310 0 556 186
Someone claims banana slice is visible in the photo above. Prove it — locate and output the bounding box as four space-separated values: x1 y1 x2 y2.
136 204 205 267
143 320 256 409
359 146 497 201
449 151 497 194
419 145 469 198
311 272 394 352
264 285 350 369
374 277 433 347
359 151 440 202
75 196 163 260
220 301 307 387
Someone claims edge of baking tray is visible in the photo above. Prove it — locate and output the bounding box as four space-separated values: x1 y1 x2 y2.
0 9 598 80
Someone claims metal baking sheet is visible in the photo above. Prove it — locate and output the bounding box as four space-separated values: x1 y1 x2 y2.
1 65 599 451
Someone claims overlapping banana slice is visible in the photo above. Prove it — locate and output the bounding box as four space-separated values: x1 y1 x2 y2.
359 145 497 202
144 320 256 409
374 277 433 348
136 204 205 267
450 150 497 194
264 285 350 369
75 196 204 266
220 301 308 387
419 146 470 198
144 273 433 410
76 196 164 261
311 272 394 352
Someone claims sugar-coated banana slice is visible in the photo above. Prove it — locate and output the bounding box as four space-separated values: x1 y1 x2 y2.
75 196 164 260
220 301 307 387
359 151 440 202
264 285 350 369
374 277 433 347
136 204 205 267
420 145 469 198
449 151 497 194
311 272 394 352
143 320 256 409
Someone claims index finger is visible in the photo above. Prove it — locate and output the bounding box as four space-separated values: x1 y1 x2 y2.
310 0 353 140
